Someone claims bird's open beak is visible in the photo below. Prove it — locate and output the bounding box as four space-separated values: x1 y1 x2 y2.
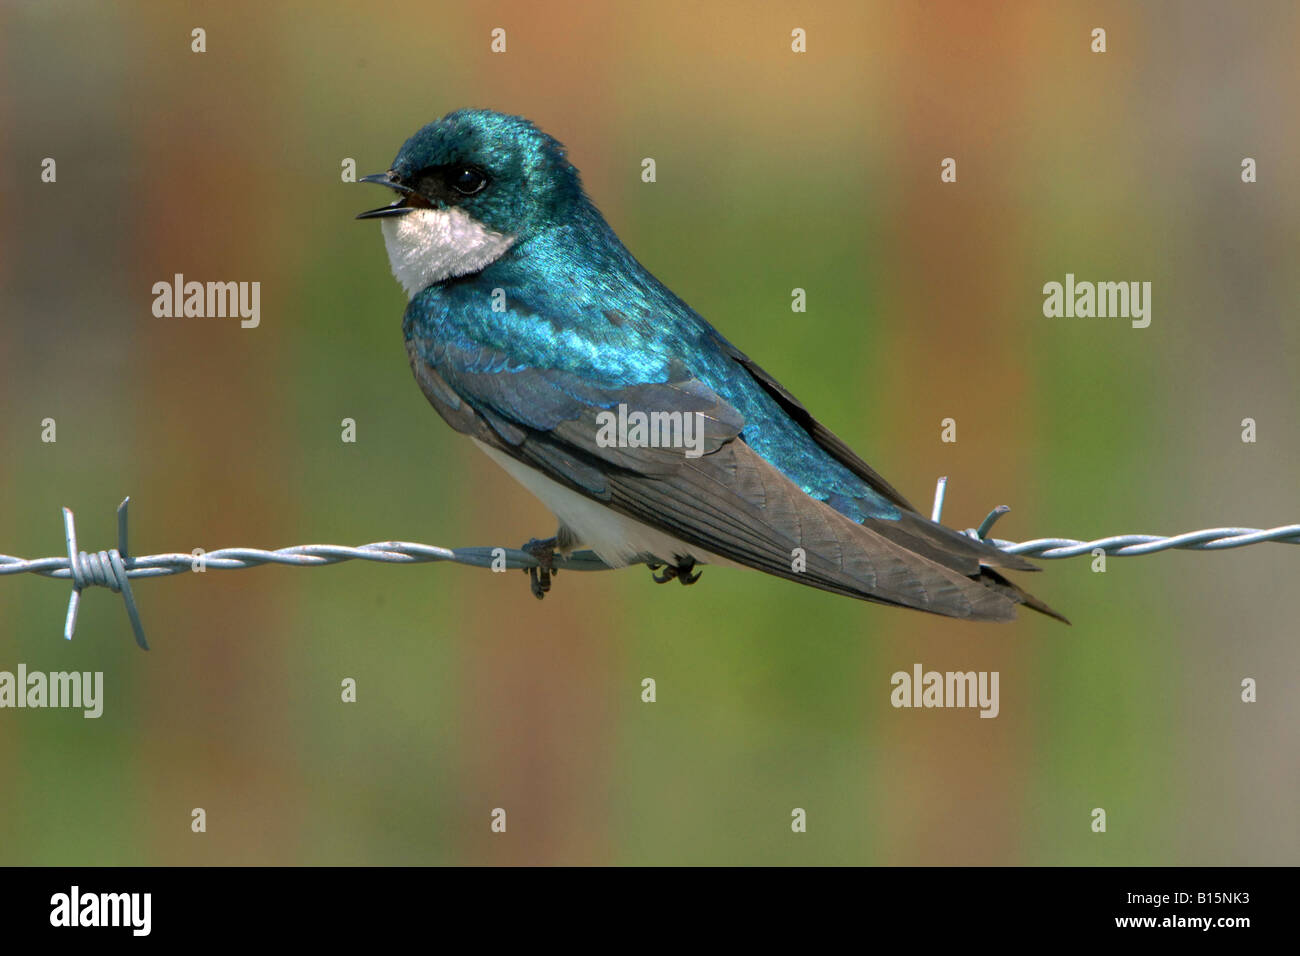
356 172 415 220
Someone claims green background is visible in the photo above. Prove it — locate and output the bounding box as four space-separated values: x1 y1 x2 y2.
1 0 1296 864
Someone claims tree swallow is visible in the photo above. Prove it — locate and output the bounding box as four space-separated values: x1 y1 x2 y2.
358 109 1064 622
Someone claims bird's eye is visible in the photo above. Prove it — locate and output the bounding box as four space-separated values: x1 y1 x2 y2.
451 166 488 196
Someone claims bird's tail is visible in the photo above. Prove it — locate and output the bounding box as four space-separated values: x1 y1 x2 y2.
860 509 1070 624
972 566 1071 624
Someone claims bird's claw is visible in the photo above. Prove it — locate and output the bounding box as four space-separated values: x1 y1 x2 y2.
521 537 559 600
647 558 702 586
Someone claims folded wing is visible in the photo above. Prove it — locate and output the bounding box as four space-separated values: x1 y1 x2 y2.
407 333 1066 622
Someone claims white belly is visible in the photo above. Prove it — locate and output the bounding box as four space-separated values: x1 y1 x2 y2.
472 439 739 570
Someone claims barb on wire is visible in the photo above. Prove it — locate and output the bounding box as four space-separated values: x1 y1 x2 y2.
2 484 1297 650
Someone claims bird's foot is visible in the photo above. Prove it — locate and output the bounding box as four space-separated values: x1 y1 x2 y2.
647 557 702 586
521 537 559 600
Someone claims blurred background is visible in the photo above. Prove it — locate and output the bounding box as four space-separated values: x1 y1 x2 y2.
1 0 1296 865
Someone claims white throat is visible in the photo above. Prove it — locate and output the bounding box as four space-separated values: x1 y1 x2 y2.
380 207 515 298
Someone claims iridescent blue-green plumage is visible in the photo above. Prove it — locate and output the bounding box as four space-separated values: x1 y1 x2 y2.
404 190 901 523
366 109 1065 622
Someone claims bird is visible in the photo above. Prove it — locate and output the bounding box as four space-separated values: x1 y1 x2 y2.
357 109 1066 623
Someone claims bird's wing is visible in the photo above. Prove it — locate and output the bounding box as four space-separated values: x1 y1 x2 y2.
704 333 1048 582
710 335 919 512
405 331 1058 621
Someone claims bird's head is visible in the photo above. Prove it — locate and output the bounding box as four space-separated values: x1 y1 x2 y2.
358 109 584 297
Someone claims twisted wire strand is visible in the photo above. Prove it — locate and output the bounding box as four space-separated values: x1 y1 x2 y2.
0 542 617 578
987 525 1300 558
0 491 1296 649
67 548 130 592
7 525 1300 582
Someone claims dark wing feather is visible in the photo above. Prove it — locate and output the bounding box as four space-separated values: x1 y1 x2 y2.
406 336 1066 622
714 338 918 512
714 337 1040 575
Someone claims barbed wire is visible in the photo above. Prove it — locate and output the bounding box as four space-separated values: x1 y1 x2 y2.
1 481 1296 650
